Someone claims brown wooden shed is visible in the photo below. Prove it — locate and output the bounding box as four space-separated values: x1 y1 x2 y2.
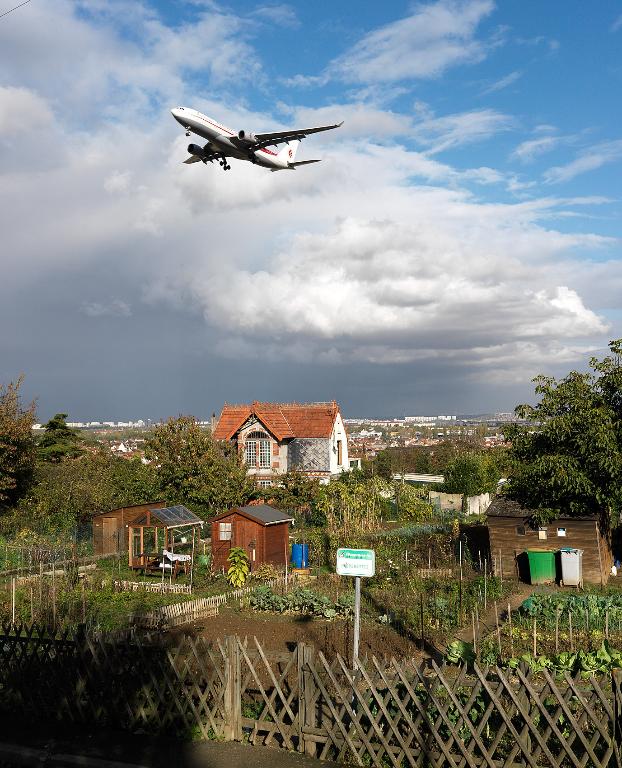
92 501 166 556
211 504 293 573
487 497 613 585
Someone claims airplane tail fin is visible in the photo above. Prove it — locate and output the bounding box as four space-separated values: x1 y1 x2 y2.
277 139 300 164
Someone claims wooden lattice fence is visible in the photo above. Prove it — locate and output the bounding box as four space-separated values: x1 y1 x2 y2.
0 623 620 768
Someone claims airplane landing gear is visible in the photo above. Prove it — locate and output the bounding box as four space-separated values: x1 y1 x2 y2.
218 156 231 171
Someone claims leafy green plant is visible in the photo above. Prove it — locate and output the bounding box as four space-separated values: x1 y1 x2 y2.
249 585 353 619
447 639 622 676
227 547 250 587
445 640 476 666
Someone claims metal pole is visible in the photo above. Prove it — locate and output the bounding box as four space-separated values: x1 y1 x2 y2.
190 527 196 592
353 576 361 668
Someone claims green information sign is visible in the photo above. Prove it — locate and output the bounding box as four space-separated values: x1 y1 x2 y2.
336 548 376 577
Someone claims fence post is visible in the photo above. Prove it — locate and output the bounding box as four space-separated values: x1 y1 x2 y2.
223 635 242 741
297 643 316 757
613 668 622 767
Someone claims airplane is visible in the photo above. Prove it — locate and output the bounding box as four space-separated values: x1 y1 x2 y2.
171 107 343 172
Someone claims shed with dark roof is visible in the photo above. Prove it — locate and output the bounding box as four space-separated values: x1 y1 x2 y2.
487 497 612 585
210 504 293 572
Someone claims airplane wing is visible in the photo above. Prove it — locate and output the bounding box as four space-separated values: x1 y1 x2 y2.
252 122 343 150
183 145 220 164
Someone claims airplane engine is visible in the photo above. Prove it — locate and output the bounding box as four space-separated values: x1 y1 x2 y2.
237 130 258 145
187 143 205 157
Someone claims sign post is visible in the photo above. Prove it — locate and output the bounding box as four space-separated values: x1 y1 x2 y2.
336 548 375 667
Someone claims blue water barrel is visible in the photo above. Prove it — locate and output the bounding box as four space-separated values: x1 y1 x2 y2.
291 543 309 568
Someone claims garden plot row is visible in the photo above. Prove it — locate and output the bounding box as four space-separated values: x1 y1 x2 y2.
457 592 622 673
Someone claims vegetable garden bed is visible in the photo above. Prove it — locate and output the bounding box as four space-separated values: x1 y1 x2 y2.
460 589 622 672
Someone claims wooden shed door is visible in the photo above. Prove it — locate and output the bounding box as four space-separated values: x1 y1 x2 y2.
102 518 117 555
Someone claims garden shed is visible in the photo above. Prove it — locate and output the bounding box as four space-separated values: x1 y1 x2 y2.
211 504 293 572
486 497 613 585
92 501 166 556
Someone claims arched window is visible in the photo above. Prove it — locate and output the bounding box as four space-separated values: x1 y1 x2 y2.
244 431 271 468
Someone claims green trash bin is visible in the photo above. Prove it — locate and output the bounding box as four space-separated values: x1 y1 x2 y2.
526 549 556 584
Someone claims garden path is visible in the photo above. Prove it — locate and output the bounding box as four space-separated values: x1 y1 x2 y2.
0 731 337 768
452 581 533 646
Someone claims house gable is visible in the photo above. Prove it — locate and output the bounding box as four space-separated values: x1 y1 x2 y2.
213 401 347 480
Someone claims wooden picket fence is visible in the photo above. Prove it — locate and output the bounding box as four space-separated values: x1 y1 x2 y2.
131 576 290 629
114 580 193 594
135 597 222 628
0 623 619 768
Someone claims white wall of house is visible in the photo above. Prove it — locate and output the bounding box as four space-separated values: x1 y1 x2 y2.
329 412 349 475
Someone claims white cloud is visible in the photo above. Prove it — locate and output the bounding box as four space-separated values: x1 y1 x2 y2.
544 139 622 183
511 135 564 163
289 103 413 141
252 4 300 28
411 105 513 155
329 0 495 84
0 0 263 121
0 86 53 137
480 70 522 95
611 14 622 32
104 170 133 194
180 193 613 368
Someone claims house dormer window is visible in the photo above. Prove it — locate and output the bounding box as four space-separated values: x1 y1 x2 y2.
245 431 271 468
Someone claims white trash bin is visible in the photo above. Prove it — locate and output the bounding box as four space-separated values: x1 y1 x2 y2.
560 548 583 588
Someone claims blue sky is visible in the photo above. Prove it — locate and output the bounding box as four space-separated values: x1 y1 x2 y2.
0 0 621 419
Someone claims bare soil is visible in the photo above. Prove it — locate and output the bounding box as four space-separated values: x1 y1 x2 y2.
453 582 533 644
183 605 425 660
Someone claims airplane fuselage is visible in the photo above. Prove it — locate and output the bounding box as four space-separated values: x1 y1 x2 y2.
171 107 291 170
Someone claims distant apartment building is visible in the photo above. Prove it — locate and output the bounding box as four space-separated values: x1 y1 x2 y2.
404 415 457 424
213 401 349 486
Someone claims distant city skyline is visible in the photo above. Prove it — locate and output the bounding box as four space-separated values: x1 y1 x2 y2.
32 410 522 427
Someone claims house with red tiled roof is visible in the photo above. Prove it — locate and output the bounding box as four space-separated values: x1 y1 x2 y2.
213 401 349 486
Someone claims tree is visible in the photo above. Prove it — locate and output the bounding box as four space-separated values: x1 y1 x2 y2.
503 339 622 525
38 413 83 462
0 377 36 508
267 471 320 516
442 453 500 497
145 416 252 519
1 451 159 538
371 450 393 480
